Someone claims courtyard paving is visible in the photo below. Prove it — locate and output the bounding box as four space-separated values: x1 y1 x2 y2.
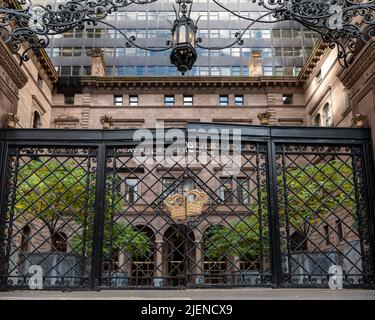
0 288 375 300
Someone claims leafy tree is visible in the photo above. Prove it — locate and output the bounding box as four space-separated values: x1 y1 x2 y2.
205 160 356 259
205 216 269 261
70 219 151 258
14 158 151 257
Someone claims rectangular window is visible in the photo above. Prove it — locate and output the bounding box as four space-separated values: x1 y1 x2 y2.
37 74 43 87
220 177 233 203
219 95 229 106
323 225 330 245
129 95 138 106
234 95 244 106
183 95 193 106
316 69 322 84
275 67 284 76
64 95 74 105
75 30 83 38
60 66 71 76
125 178 138 204
263 66 273 76
62 48 73 57
237 178 250 204
114 95 123 106
283 94 293 105
86 29 94 38
336 220 343 242
83 66 91 75
164 95 175 107
73 48 82 56
163 178 176 199
51 48 61 57
72 66 81 76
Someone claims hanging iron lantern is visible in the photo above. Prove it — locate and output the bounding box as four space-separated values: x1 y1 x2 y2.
170 14 197 75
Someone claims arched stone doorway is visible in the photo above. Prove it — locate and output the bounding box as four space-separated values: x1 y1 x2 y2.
52 232 67 252
203 225 227 285
131 225 155 287
163 225 195 287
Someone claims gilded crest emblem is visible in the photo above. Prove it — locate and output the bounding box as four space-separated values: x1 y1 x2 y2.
165 189 209 222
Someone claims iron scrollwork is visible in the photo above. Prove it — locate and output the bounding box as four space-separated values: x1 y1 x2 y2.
212 0 375 67
0 0 374 71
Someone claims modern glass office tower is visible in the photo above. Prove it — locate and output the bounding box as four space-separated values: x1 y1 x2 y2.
46 0 319 77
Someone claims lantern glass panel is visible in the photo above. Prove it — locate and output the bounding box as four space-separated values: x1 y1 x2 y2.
179 24 187 43
189 29 195 46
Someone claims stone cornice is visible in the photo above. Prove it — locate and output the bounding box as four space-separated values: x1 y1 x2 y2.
338 37 375 88
79 76 303 90
299 38 328 83
52 104 307 109
32 49 59 85
0 39 28 89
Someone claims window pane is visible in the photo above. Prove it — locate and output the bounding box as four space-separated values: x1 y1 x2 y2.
220 177 232 202
219 95 229 106
164 95 175 106
129 95 138 106
114 95 123 106
237 178 250 204
283 94 293 105
125 178 138 204
183 95 193 106
235 95 244 106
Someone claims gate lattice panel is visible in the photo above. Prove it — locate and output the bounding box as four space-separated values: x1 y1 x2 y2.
0 125 374 290
0 146 97 289
276 143 375 287
101 142 271 288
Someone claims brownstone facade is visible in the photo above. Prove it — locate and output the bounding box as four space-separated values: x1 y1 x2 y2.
1 37 373 137
0 39 57 129
52 76 306 129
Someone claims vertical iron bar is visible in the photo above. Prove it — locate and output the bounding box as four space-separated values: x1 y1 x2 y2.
91 143 107 290
0 138 7 290
184 224 189 288
3 146 21 290
361 142 375 285
281 144 292 284
255 144 264 275
350 146 366 286
266 139 282 288
0 138 5 227
80 147 93 287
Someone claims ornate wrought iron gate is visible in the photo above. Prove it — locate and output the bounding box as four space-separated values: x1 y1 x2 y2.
0 124 374 290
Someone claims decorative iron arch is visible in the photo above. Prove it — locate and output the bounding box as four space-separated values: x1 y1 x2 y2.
0 0 374 73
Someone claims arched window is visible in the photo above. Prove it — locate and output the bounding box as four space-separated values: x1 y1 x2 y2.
323 103 333 127
32 111 41 128
52 232 67 252
20 225 31 252
290 231 308 251
314 113 321 127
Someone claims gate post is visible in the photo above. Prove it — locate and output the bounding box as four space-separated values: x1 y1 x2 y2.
266 139 283 288
91 143 107 290
0 133 8 290
362 141 375 285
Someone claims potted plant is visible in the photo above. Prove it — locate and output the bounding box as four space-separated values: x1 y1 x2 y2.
4 113 19 128
100 115 114 129
257 111 272 125
352 113 368 128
